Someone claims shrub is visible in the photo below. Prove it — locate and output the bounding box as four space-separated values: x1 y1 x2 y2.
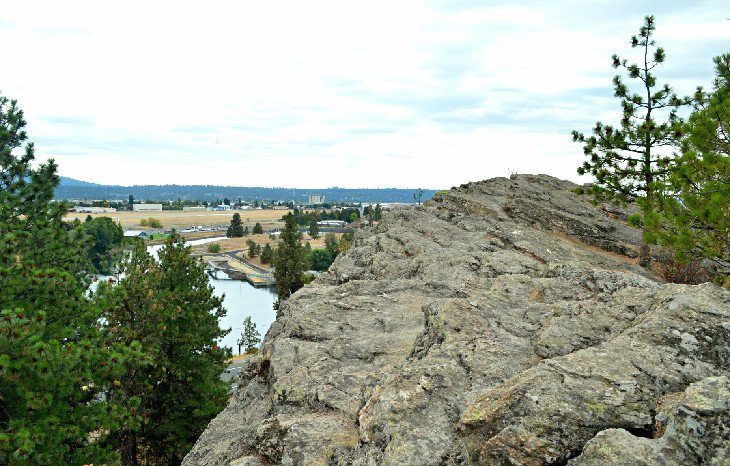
207 243 221 253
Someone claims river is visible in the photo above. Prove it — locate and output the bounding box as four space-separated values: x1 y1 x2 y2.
95 237 278 353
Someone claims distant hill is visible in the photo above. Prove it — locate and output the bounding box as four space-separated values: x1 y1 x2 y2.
54 182 440 204
58 176 102 187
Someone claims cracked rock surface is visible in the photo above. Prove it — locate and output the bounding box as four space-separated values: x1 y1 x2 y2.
184 175 730 465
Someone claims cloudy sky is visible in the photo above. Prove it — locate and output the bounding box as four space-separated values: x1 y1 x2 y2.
1 1 728 188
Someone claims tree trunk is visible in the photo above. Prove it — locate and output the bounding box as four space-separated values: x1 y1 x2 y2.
120 430 139 466
639 243 651 268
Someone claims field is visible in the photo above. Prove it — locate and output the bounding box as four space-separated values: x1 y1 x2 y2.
64 209 291 231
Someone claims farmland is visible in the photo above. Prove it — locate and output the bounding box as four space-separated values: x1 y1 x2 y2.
64 209 291 231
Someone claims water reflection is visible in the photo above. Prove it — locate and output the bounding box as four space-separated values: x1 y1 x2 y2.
209 278 277 352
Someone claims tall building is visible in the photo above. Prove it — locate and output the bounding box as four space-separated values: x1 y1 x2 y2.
308 194 325 205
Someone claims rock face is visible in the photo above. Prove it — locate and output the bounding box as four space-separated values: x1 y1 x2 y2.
184 175 729 465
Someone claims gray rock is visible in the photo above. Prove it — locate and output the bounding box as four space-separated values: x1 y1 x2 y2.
569 376 729 465
184 175 730 466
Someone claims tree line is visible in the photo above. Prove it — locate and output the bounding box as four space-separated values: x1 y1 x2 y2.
285 207 362 226
572 16 729 286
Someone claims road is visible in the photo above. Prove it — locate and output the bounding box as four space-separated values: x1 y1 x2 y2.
222 357 251 383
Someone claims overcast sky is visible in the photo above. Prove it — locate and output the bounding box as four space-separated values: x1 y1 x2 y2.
1 1 728 188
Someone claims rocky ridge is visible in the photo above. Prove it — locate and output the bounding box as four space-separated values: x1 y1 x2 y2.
184 175 729 465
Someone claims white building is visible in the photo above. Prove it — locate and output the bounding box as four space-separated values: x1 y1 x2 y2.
308 195 325 205
213 205 231 211
132 204 163 211
317 220 346 227
74 206 117 213
123 230 147 237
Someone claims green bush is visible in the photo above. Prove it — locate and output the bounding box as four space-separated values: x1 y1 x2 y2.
207 243 221 253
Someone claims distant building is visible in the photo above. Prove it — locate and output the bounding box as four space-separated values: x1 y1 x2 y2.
182 206 206 212
317 220 346 228
132 203 163 212
123 230 147 237
213 205 231 211
74 206 117 213
308 195 325 205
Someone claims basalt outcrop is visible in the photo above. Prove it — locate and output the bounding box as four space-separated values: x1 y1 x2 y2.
184 175 729 465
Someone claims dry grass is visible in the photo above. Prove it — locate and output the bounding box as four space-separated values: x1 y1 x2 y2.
64 209 291 230
228 352 256 363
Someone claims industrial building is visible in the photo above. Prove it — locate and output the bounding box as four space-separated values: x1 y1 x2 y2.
74 206 117 213
317 220 346 227
308 194 325 205
132 203 163 211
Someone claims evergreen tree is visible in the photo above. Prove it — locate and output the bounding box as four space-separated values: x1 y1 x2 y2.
248 240 261 258
324 233 339 257
274 213 306 300
237 316 261 354
374 204 383 221
572 16 687 206
252 222 264 234
309 248 335 271
227 212 244 238
260 243 273 264
243 225 250 236
302 242 313 270
85 216 124 273
647 54 730 283
0 93 133 465
98 233 231 465
308 219 320 239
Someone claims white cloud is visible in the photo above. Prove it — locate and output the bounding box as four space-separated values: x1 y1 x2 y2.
0 0 728 188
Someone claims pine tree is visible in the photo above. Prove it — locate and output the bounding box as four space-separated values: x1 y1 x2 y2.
273 213 306 300
252 222 264 234
647 54 730 283
324 233 339 257
98 232 231 465
237 316 261 354
310 248 335 271
0 93 133 465
572 16 687 205
227 213 244 238
84 216 124 273
260 243 273 264
309 219 320 239
248 240 260 258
